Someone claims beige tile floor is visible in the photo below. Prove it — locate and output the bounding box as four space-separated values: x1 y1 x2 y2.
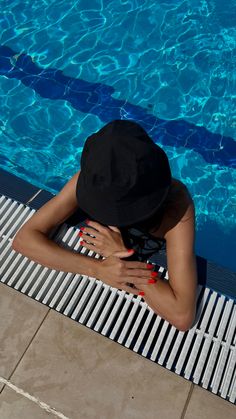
0 281 235 419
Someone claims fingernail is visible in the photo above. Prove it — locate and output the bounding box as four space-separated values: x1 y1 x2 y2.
138 291 145 296
78 227 85 236
86 219 90 224
148 279 156 284
128 249 135 253
147 264 153 269
151 272 158 277
80 241 84 245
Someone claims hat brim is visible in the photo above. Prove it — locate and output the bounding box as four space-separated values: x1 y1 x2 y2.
76 175 170 227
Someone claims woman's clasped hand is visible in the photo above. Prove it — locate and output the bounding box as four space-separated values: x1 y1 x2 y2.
78 219 128 257
78 219 155 295
96 254 155 295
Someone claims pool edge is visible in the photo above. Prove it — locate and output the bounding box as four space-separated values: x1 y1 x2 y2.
0 167 235 300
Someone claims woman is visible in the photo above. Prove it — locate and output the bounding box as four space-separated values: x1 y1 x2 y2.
12 120 197 331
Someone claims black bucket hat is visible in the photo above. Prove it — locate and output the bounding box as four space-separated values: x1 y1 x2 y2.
76 119 172 227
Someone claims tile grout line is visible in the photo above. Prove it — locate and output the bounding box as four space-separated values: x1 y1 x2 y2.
0 376 70 419
0 308 51 394
180 383 195 419
0 305 71 417
0 304 50 397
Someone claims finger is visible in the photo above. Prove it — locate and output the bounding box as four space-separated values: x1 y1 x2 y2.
119 283 142 296
113 249 135 258
80 239 92 249
108 225 120 233
82 227 103 239
124 260 154 270
126 272 157 288
125 277 157 288
86 220 108 233
80 240 97 251
127 268 153 277
80 237 106 256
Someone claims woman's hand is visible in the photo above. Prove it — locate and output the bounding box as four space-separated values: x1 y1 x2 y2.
96 252 155 295
78 220 129 258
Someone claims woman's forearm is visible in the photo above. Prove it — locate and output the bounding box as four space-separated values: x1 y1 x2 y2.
12 229 100 278
141 280 190 331
11 229 187 330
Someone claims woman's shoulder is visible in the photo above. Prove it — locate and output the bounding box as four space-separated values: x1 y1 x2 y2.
166 178 193 210
163 178 194 239
149 178 193 240
169 178 190 197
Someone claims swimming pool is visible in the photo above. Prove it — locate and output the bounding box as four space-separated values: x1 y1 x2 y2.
0 0 235 272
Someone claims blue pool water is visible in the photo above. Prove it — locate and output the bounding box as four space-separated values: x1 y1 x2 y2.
0 0 235 271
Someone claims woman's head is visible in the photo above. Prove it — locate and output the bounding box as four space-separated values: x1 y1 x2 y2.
77 119 172 227
121 192 169 233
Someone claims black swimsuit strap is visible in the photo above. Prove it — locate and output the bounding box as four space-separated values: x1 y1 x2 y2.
120 226 166 262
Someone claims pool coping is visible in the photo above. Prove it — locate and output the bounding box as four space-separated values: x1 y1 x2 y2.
0 167 235 300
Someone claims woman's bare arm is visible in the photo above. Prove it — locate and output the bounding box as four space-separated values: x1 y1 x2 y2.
12 170 100 277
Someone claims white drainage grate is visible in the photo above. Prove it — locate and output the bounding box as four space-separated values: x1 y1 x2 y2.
0 194 235 404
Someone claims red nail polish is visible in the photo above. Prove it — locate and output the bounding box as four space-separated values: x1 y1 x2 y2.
80 241 84 245
148 279 156 284
151 272 158 277
147 264 153 269
128 249 134 253
138 291 145 296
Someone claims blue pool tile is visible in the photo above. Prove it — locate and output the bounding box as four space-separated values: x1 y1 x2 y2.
0 168 39 203
28 189 54 210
